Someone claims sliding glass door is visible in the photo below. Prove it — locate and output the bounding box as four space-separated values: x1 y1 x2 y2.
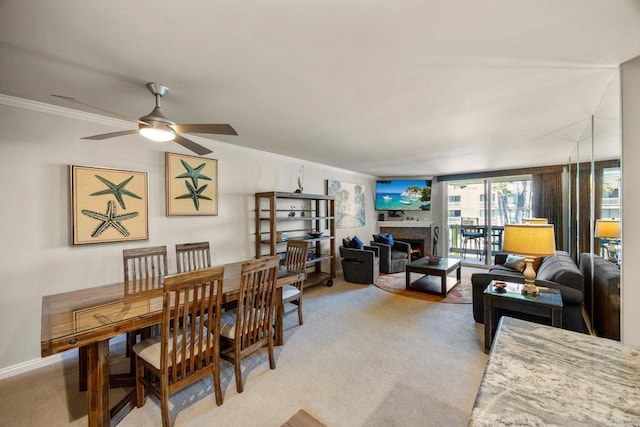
447 176 533 265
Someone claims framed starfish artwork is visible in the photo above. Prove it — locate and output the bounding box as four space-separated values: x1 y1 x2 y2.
71 165 148 245
165 152 218 216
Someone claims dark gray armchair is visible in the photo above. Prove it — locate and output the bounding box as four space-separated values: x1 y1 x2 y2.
369 237 411 273
339 245 380 284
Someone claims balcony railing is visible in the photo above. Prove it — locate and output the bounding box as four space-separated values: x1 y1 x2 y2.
447 224 504 259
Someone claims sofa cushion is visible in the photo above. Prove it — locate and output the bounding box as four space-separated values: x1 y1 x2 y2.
504 254 526 272
536 251 583 293
390 249 408 260
343 237 351 248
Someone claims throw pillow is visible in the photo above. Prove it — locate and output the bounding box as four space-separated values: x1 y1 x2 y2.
372 234 380 242
532 256 544 273
504 254 526 273
342 237 351 248
378 233 394 246
350 235 364 250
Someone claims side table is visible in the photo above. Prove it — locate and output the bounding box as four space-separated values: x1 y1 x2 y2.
484 280 563 354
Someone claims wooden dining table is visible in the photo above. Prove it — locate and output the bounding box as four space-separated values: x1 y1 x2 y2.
40 261 305 427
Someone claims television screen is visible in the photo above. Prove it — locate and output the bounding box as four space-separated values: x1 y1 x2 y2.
375 179 432 211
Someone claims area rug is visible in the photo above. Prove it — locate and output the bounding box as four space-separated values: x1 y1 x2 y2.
374 267 482 303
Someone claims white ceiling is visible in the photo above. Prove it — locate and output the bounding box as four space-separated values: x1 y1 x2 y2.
1 0 638 177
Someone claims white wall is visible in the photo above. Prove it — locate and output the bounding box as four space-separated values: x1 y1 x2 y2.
621 55 640 346
0 97 377 370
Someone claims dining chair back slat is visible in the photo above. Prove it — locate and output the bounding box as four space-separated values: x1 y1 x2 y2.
123 246 168 292
176 242 211 273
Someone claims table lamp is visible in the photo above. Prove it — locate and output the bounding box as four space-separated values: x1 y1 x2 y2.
502 224 556 295
595 218 621 263
522 218 548 224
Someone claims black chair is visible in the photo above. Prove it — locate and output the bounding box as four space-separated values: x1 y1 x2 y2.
369 235 411 273
339 245 380 284
461 218 485 261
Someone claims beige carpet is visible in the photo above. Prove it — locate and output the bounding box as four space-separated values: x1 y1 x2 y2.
374 266 483 304
0 275 489 427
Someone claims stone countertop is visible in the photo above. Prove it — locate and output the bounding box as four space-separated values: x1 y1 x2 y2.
469 316 640 426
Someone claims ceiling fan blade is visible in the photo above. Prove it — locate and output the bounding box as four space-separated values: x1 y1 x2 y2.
51 94 146 125
174 134 213 155
81 129 140 140
172 124 238 136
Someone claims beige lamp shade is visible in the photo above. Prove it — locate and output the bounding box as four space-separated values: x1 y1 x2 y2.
522 218 548 224
502 224 556 257
595 219 620 239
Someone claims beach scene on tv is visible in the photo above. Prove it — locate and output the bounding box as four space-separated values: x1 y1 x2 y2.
375 180 431 211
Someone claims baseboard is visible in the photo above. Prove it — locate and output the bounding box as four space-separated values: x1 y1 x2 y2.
0 349 78 381
0 335 126 381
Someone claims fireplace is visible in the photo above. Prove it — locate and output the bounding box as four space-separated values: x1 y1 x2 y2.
379 224 431 262
401 238 425 261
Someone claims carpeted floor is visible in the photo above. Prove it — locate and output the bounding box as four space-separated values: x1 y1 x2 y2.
0 275 489 427
374 266 483 304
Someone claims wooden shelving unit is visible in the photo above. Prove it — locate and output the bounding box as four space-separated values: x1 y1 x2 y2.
255 191 336 287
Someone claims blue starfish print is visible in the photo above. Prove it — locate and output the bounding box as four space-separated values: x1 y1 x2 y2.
175 159 211 188
174 181 212 211
90 175 142 210
81 200 139 237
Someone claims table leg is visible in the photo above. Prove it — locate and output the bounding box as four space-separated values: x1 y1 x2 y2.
86 340 110 427
275 287 284 346
551 307 563 328
440 272 446 297
405 269 411 290
79 345 87 392
484 294 492 354
456 265 461 283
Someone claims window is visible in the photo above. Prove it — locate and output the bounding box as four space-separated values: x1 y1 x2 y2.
449 195 461 202
449 209 461 217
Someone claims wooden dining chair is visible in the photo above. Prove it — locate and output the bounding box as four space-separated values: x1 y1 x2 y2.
123 246 169 370
78 245 168 392
133 266 225 427
176 242 211 273
282 240 308 326
219 255 279 393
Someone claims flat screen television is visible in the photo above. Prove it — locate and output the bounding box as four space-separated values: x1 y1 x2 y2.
375 179 432 211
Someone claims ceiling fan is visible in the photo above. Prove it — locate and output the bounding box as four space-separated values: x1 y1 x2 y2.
52 83 237 155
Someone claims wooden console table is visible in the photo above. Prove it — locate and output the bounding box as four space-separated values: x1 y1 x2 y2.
483 281 562 353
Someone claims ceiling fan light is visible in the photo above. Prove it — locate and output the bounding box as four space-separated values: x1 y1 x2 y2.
139 126 175 142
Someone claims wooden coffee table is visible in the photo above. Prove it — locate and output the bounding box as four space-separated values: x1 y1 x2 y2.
405 257 462 297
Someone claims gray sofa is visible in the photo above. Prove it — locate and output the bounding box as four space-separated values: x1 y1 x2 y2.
471 250 585 333
579 253 620 340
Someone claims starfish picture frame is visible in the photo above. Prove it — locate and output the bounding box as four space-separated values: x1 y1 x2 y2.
71 165 149 245
165 152 218 216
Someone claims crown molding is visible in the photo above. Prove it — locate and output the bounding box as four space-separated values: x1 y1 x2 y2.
0 93 375 179
0 93 130 128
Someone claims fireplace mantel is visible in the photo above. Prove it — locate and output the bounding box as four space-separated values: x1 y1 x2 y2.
377 221 432 227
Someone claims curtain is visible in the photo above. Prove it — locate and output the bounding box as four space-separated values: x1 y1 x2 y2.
532 171 564 251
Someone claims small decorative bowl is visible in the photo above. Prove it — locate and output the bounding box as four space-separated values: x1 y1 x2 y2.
427 256 441 265
308 231 323 238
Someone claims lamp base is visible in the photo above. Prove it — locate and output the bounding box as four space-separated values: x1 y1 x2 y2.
522 257 538 295
522 281 539 296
